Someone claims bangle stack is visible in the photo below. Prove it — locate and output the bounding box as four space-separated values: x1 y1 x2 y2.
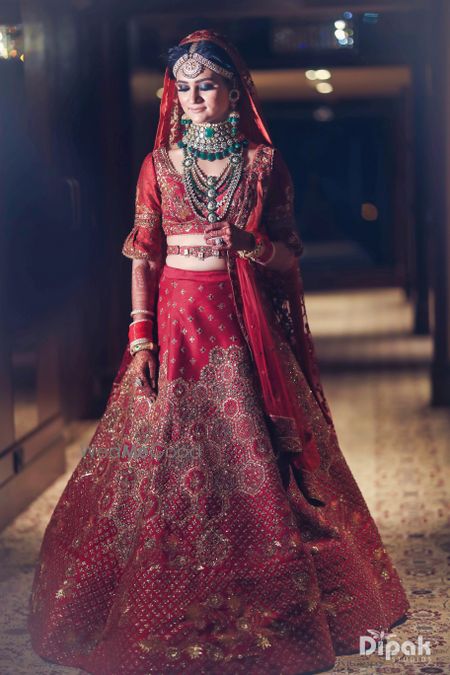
128 315 158 356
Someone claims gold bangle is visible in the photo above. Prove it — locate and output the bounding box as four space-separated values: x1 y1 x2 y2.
237 238 265 260
130 337 154 348
129 341 158 356
130 309 155 317
258 240 277 265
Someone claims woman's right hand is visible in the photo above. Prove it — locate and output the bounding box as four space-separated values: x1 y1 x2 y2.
130 349 158 400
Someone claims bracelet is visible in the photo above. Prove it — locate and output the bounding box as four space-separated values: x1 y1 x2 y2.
236 234 260 260
130 340 158 352
129 340 158 356
258 240 276 265
130 345 156 356
130 337 153 346
130 319 153 326
240 240 265 260
237 234 272 262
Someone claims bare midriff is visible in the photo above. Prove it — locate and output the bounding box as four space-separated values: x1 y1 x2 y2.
165 233 228 271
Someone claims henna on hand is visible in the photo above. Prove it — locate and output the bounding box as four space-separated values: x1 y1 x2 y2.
204 221 255 252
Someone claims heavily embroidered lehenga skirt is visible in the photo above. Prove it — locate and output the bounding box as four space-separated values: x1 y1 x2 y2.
28 264 410 675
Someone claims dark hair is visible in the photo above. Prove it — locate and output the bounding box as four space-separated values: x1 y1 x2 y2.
167 40 238 81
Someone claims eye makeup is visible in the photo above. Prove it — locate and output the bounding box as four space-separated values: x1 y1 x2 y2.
176 80 217 92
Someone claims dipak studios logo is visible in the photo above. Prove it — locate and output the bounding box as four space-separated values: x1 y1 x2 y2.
360 629 432 662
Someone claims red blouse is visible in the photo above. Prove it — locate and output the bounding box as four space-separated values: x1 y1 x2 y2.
121 144 303 269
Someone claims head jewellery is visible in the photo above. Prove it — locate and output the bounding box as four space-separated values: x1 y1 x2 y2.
173 41 235 81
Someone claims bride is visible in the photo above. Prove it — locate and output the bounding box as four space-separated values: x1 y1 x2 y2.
28 28 410 675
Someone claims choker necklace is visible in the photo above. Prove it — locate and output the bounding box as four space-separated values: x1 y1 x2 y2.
178 113 248 161
177 114 249 224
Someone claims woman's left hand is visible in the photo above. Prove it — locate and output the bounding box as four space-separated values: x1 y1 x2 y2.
204 221 255 253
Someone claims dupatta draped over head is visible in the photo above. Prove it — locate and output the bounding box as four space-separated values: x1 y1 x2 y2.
118 29 335 474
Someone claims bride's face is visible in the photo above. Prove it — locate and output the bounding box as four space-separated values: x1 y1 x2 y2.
175 67 232 125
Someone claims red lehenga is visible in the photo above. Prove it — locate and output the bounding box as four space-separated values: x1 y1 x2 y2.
28 29 410 675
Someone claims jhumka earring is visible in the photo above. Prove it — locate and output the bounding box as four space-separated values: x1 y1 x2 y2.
228 82 240 135
180 112 192 135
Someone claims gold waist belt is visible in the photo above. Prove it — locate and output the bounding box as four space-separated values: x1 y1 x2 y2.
166 245 227 259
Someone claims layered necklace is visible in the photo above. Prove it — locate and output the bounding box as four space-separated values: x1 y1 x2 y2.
177 112 248 224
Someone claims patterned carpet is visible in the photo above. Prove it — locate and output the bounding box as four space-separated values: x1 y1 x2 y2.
1 287 449 675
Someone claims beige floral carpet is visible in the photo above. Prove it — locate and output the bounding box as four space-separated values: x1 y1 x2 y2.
0 288 449 675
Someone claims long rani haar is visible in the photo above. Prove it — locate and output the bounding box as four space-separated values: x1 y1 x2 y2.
177 112 249 224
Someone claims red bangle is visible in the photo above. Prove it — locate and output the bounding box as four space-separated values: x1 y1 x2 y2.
128 320 153 342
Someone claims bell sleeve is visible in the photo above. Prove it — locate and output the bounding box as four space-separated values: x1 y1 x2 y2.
261 148 304 258
122 152 165 270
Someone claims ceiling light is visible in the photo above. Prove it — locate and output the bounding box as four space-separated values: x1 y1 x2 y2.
316 82 333 94
316 69 331 80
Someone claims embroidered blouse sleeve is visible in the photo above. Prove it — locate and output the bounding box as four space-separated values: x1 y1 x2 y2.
121 152 164 270
261 148 304 258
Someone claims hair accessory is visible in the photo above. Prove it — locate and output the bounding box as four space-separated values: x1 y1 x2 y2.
173 42 235 81
178 43 204 79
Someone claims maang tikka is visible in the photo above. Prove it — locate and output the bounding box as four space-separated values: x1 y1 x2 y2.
173 41 235 81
